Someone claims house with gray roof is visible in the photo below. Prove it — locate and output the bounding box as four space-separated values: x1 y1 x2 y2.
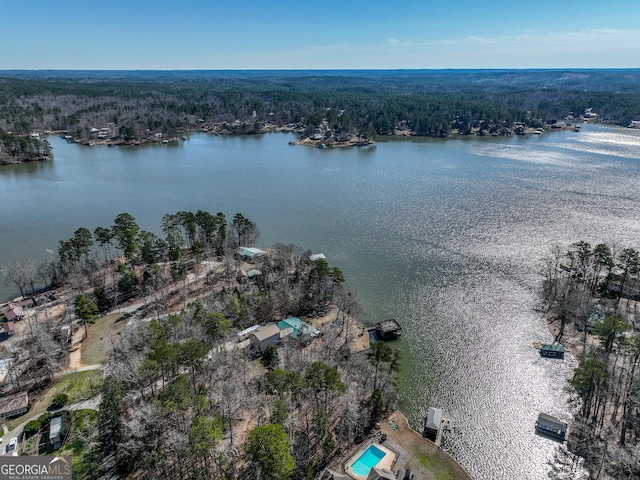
249 324 282 352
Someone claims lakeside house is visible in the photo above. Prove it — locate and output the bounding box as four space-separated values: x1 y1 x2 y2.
237 247 267 262
277 317 320 339
310 253 326 262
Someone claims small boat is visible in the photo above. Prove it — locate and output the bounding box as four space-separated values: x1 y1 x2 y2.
317 143 327 149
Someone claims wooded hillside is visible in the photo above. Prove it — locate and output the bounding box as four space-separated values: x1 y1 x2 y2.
1 70 639 146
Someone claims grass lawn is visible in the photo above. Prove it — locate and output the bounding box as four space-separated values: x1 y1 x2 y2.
416 450 463 480
81 312 128 365
7 370 103 430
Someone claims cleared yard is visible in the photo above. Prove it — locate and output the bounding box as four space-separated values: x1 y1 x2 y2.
80 312 128 365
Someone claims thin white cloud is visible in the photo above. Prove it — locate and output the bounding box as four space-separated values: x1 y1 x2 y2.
433 28 640 48
466 35 499 45
191 28 640 69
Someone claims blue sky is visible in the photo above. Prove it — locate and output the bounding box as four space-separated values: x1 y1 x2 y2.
1 0 639 70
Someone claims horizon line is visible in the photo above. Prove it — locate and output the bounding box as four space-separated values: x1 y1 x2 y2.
2 67 640 73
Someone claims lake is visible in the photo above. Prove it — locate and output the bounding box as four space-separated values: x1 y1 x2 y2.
2 124 640 479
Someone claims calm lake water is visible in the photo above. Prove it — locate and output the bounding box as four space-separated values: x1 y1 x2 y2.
2 124 640 479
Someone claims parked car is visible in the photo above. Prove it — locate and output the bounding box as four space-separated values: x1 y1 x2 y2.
4 437 17 455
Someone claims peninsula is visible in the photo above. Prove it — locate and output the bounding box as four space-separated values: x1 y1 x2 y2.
0 211 470 479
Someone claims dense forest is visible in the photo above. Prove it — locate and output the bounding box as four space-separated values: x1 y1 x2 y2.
1 211 400 479
542 241 640 479
1 69 640 159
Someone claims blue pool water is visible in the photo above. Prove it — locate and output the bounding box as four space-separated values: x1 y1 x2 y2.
351 445 386 477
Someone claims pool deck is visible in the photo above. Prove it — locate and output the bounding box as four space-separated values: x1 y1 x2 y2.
333 410 473 480
344 442 398 480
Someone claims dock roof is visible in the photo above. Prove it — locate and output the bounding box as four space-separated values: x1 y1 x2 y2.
537 413 568 432
540 344 565 352
425 407 443 431
376 319 402 333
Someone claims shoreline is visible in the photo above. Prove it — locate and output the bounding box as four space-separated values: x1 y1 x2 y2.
0 117 611 167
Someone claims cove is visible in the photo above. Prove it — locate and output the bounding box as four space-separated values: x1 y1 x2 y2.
2 124 640 479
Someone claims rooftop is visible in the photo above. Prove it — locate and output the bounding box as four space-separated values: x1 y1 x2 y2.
251 324 281 342
49 416 63 441
237 247 266 258
0 391 29 416
277 317 320 339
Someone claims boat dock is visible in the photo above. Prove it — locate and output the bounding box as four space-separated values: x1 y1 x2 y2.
535 413 568 442
422 407 451 446
368 319 402 340
539 343 565 359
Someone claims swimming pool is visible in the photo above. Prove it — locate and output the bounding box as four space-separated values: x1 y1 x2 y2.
350 444 387 477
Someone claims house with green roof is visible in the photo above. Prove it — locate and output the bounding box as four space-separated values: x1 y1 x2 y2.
237 247 266 260
277 317 320 339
